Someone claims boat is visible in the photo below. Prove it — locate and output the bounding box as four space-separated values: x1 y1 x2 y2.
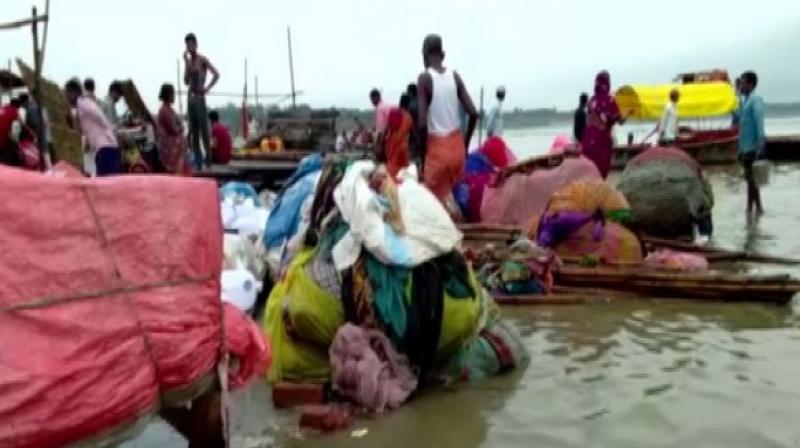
458 223 800 305
611 81 740 170
765 134 800 161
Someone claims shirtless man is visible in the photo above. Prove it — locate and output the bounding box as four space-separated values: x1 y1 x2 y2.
183 33 220 169
416 34 478 208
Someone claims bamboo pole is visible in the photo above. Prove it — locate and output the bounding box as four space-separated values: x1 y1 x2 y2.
478 86 484 147
287 26 296 109
176 59 183 115
30 6 47 171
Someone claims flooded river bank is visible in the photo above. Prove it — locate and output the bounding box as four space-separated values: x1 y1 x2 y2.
127 152 800 448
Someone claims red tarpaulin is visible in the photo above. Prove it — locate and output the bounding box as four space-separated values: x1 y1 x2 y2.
0 167 225 448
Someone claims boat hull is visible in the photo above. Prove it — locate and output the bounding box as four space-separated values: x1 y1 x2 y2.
612 129 739 170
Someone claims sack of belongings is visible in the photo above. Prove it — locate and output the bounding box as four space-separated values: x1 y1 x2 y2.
481 154 601 227
454 137 517 222
262 156 528 413
617 147 714 239
0 167 270 448
529 179 643 264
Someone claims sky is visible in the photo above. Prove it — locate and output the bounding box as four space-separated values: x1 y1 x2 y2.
3 0 800 111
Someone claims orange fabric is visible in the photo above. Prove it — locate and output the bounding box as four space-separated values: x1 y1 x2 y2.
424 131 465 200
384 110 413 178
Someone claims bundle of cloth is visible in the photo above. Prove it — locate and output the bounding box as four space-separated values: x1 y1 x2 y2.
528 179 643 265
616 147 714 239
262 157 528 413
454 137 517 222
480 153 601 227
263 153 323 276
474 239 562 296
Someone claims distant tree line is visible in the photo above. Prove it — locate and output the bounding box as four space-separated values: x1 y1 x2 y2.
208 102 800 134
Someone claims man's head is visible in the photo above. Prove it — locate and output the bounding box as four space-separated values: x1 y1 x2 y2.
579 92 588 107
83 78 95 95
17 93 30 108
158 83 175 104
9 98 22 108
406 83 417 98
185 33 198 55
64 78 83 106
740 71 758 95
209 110 220 123
108 81 123 102
399 93 411 111
422 34 444 68
496 86 506 102
669 88 681 103
369 88 381 107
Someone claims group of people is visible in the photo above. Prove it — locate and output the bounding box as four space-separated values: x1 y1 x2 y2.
570 70 766 214
0 93 46 169
58 32 232 177
361 35 479 216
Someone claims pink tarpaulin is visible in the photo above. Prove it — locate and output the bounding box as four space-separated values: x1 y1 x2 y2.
480 156 601 227
0 167 226 448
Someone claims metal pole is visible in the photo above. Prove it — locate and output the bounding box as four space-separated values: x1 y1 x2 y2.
287 26 296 109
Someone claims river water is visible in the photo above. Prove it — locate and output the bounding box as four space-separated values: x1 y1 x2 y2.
126 118 800 448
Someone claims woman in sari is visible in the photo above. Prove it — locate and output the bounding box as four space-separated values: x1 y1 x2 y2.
382 98 414 179
157 83 189 175
581 71 626 178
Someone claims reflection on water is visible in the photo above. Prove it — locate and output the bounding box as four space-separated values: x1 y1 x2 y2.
127 148 800 448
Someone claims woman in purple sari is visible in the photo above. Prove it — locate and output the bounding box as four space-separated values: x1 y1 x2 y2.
581 71 625 178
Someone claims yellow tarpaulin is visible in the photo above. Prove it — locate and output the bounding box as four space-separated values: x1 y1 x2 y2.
615 82 738 120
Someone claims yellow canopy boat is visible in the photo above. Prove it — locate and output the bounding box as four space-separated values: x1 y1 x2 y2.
615 82 739 120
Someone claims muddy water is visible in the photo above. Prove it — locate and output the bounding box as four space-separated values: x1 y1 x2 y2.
126 161 800 447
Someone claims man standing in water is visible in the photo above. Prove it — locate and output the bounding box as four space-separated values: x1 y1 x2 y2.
485 86 505 137
369 88 393 136
573 93 588 143
737 71 765 215
417 34 478 211
183 32 220 170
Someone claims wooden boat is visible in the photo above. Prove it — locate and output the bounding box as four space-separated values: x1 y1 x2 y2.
612 81 740 170
458 223 800 305
612 128 738 170
764 134 800 161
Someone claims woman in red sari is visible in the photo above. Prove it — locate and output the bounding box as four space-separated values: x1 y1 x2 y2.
157 83 190 175
581 71 626 178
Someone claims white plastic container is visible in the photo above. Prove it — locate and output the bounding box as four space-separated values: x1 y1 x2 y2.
752 160 772 186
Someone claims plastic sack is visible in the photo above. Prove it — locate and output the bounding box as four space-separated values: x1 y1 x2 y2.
262 249 344 383
0 167 223 448
437 271 485 357
644 250 709 271
224 302 272 390
221 267 262 312
332 161 462 270
220 181 259 203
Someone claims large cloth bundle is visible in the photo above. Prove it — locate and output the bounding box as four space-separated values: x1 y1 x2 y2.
0 167 237 447
480 155 600 227
530 179 643 264
617 147 714 239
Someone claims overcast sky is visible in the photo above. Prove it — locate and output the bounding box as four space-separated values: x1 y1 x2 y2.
3 0 800 110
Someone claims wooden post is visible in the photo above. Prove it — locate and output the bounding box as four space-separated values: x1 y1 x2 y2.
287 26 296 109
